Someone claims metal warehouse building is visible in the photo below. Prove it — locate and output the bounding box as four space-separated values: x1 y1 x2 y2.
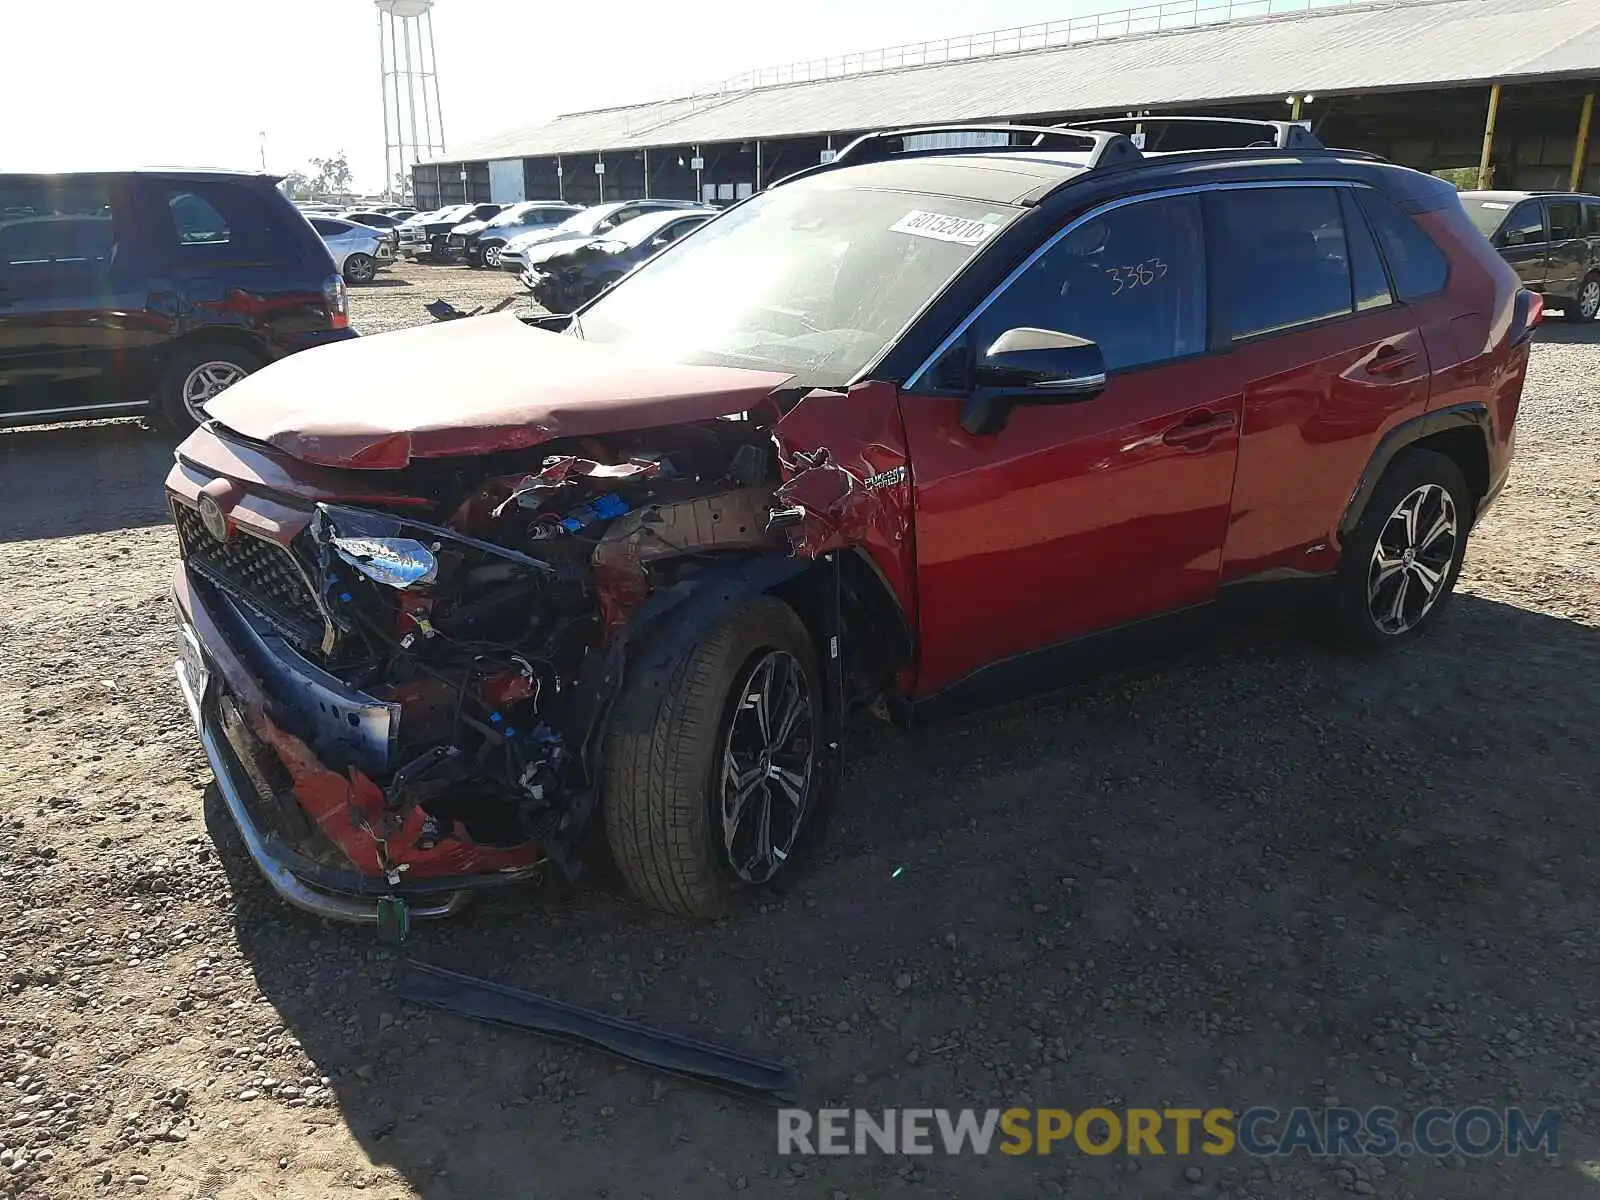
414 0 1600 208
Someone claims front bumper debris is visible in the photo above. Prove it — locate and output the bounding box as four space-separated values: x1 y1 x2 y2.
172 567 543 924
397 960 799 1104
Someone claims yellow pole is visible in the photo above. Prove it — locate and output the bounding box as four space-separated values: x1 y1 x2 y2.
1291 95 1303 121
1572 92 1595 192
1477 83 1502 190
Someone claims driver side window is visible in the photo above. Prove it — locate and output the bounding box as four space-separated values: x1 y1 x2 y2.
1500 203 1546 247
967 194 1207 376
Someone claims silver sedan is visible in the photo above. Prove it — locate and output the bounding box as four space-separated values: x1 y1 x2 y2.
309 216 394 285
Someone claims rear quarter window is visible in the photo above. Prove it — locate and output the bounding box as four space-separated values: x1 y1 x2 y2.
1357 189 1450 301
148 178 310 264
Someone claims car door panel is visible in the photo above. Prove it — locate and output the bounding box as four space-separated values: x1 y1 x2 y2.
901 358 1244 695
1496 201 1549 291
1220 312 1430 581
0 177 157 417
893 191 1241 698
1544 199 1586 300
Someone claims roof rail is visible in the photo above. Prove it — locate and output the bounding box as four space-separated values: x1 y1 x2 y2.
825 124 1143 171
1059 116 1324 152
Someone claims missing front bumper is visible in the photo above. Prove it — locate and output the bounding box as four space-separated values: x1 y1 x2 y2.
172 573 540 925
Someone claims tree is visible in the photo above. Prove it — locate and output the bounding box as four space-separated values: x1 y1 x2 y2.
307 152 353 196
280 170 311 200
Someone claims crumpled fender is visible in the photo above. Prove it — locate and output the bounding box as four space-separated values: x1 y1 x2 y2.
772 380 917 628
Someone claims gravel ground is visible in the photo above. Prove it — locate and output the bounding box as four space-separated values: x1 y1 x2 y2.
0 273 1597 1199
353 258 534 334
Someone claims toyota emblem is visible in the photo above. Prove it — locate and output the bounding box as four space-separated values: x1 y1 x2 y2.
198 494 229 542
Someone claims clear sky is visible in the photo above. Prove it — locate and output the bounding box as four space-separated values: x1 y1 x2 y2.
1 0 1109 190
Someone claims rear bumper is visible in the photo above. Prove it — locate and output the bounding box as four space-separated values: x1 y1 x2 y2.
171 566 541 923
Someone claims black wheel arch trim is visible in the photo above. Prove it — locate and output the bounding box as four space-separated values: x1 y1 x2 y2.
1337 402 1490 542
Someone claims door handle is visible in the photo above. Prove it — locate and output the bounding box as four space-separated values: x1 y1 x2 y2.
1161 410 1236 448
1366 344 1418 375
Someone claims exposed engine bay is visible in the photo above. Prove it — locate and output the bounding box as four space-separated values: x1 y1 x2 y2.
171 355 917 904
280 418 787 869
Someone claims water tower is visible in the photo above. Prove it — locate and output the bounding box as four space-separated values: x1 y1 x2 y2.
377 0 446 200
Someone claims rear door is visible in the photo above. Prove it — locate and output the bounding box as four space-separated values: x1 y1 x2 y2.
1495 200 1549 291
136 176 332 355
899 192 1245 694
0 173 157 420
1212 185 1431 583
1543 197 1587 302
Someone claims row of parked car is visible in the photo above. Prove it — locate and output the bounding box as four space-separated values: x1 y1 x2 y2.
391 198 720 310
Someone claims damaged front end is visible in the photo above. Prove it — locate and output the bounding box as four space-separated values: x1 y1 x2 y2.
168 385 913 925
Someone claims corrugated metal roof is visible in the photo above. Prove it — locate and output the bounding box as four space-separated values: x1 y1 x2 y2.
425 0 1600 164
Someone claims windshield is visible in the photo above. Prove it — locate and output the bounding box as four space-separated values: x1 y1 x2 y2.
609 211 699 248
1460 197 1513 237
435 205 471 223
490 202 539 227
554 205 624 236
573 183 1018 386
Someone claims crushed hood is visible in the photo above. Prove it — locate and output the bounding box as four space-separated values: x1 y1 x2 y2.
204 313 794 469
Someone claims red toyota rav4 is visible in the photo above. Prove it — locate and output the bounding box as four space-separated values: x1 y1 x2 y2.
166 118 1535 928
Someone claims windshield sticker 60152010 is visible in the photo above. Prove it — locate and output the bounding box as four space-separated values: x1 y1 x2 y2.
890 210 1002 246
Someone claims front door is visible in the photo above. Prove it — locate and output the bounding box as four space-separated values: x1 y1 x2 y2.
1496 200 1549 291
899 193 1245 696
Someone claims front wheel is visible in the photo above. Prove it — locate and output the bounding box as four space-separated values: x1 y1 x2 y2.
1331 449 1472 651
601 597 824 918
480 240 506 269
343 253 376 285
1565 273 1600 323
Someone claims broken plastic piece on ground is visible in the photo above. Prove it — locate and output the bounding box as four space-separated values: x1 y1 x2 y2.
424 298 480 322
396 960 798 1105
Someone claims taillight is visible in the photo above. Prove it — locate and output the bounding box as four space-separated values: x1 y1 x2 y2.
1511 289 1542 347
324 272 349 330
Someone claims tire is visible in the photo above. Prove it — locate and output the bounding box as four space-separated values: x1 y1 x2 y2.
153 343 263 432
343 253 376 285
1564 273 1600 323
601 596 824 919
1330 448 1472 651
480 240 506 269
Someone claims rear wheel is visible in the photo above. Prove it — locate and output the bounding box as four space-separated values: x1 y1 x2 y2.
1331 449 1471 651
1566 273 1600 322
601 597 824 918
343 253 376 285
154 343 262 432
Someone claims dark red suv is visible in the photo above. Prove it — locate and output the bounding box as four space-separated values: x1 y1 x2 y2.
165 118 1535 928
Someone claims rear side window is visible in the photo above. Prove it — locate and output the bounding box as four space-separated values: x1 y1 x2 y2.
1548 200 1582 241
170 191 230 245
310 218 346 237
1586 202 1600 236
0 177 119 270
152 180 304 262
970 193 1208 372
1215 187 1353 340
1357 189 1451 300
1339 190 1394 311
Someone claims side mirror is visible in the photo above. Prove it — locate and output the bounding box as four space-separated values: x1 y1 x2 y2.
959 327 1107 436
649 234 671 249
